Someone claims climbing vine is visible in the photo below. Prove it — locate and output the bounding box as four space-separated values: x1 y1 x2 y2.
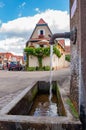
24 46 61 69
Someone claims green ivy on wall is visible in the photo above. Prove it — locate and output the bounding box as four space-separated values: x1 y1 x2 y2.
65 54 71 62
24 46 61 68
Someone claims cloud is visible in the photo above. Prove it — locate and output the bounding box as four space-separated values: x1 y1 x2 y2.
0 37 26 55
0 2 5 8
0 9 70 55
35 8 40 13
19 2 26 9
18 2 26 18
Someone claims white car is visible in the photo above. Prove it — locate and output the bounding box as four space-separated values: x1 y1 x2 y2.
0 64 3 70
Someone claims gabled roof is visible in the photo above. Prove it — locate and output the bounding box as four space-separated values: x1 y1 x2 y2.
58 40 65 49
27 18 52 46
57 40 70 53
37 18 47 25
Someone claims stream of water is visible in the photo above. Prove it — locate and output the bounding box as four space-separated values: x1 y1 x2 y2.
49 45 53 102
29 45 57 117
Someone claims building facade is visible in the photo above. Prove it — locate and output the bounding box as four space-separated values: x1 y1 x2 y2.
0 52 24 69
25 18 70 69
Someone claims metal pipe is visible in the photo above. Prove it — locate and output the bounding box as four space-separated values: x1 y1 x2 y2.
49 27 77 45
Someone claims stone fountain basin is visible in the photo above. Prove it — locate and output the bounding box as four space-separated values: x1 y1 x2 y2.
0 81 82 130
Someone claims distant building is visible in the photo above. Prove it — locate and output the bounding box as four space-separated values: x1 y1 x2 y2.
26 18 52 48
56 40 65 55
25 18 70 69
0 52 24 66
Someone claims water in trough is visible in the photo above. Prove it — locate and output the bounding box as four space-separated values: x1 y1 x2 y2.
28 45 58 117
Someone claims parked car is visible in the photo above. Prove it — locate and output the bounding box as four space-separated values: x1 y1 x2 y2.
0 64 3 70
8 61 22 71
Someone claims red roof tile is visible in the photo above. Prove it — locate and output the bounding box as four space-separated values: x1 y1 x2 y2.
0 52 23 60
0 52 13 59
58 40 65 48
37 18 47 25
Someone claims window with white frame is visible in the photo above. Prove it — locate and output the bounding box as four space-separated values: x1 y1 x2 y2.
38 29 45 35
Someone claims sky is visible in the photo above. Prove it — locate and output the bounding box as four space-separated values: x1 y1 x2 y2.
0 0 70 56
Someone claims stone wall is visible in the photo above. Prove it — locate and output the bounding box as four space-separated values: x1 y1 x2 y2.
70 0 86 128
79 1 86 128
70 0 80 112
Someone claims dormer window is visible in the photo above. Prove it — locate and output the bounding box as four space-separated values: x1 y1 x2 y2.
38 29 45 38
40 30 44 35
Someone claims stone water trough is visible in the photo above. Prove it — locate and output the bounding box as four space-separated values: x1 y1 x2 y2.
0 81 82 130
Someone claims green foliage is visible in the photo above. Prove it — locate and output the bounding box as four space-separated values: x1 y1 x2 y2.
43 47 50 56
24 46 61 58
27 67 36 71
43 66 50 71
66 98 79 119
24 47 35 55
65 54 71 62
53 46 61 58
37 67 44 71
27 66 50 71
24 46 61 69
38 56 42 68
35 66 39 70
35 48 44 57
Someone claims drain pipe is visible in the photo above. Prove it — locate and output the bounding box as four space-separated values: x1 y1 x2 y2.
49 27 77 44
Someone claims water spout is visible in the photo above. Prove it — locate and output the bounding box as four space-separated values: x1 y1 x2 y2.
49 27 77 45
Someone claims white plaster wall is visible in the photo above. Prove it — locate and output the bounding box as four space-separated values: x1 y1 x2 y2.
64 60 70 68
58 54 65 68
29 55 38 67
52 54 59 69
42 54 59 68
29 54 70 69
52 54 70 69
32 26 52 39
43 57 50 66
